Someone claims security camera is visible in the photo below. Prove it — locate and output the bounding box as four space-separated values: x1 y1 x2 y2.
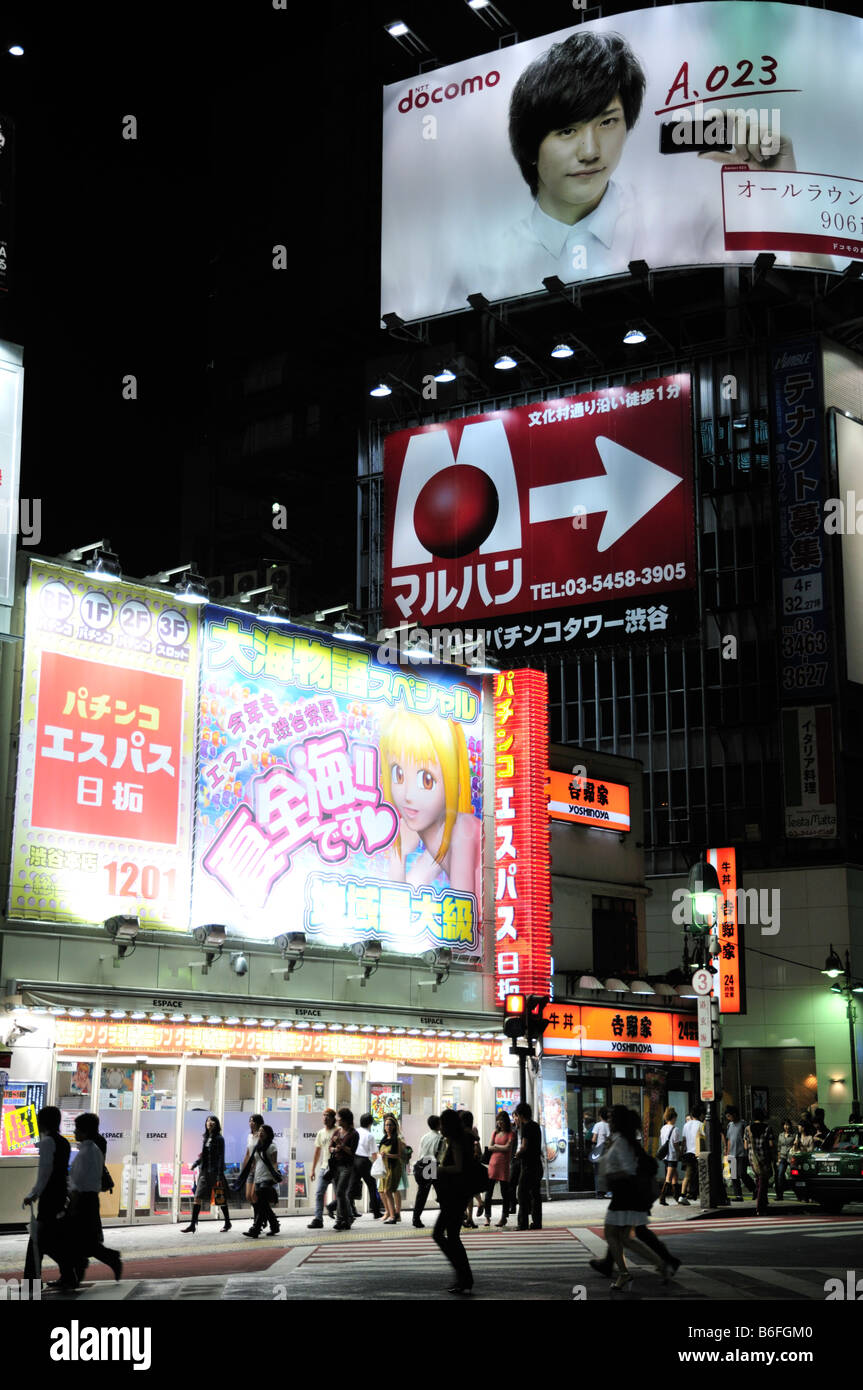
230 953 249 976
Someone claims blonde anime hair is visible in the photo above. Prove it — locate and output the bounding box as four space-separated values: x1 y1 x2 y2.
379 708 473 865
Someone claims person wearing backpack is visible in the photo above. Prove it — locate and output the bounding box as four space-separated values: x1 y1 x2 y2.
657 1106 683 1205
235 1123 283 1237
587 1107 680 1290
744 1108 777 1216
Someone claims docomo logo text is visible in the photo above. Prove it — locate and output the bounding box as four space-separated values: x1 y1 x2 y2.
398 72 500 113
398 70 500 113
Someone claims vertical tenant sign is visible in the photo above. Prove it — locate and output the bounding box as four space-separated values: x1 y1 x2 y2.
707 846 744 1015
494 669 550 1003
8 562 200 928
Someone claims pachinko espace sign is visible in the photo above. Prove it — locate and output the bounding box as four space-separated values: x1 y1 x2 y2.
494 669 550 1002
9 562 199 927
193 609 483 955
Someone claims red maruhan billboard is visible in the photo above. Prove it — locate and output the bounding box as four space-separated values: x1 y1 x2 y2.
384 376 695 657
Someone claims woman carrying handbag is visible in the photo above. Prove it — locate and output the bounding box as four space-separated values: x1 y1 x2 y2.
183 1115 231 1234
234 1123 282 1237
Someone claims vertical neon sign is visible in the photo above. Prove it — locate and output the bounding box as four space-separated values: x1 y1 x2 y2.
494 669 551 1003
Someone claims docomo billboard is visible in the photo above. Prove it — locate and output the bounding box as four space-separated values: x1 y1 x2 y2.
9 562 199 928
547 770 631 833
54 1018 501 1068
381 3 863 322
541 1003 700 1063
194 609 483 955
384 376 696 656
494 669 551 1003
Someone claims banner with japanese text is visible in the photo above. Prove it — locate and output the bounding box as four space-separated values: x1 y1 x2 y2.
384 376 696 657
708 846 745 1015
772 338 834 698
193 609 483 954
382 3 863 322
494 669 550 1002
8 562 199 927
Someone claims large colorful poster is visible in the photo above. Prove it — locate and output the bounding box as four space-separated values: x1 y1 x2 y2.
381 3 863 321
9 562 200 927
383 376 696 655
193 609 483 954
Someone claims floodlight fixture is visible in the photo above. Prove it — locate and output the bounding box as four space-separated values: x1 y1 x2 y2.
494 353 518 370
63 540 122 580
144 562 209 604
550 342 574 359
623 327 646 345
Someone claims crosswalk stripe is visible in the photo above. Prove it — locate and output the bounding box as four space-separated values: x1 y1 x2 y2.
730 1266 829 1298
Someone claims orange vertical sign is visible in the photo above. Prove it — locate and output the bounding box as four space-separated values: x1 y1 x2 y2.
708 846 743 1015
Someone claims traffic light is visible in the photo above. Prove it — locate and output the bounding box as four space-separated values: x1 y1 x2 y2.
503 993 526 1042
526 995 550 1044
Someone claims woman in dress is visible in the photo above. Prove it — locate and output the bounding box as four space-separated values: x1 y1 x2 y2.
378 1113 406 1224
483 1111 516 1227
589 1106 679 1289
183 1114 231 1233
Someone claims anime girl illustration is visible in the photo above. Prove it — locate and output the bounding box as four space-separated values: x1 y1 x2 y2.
379 708 481 901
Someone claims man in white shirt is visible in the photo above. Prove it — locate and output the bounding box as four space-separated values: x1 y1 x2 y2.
590 1107 611 1196
351 1112 383 1219
307 1108 337 1229
680 1105 706 1203
494 30 646 293
413 1115 444 1228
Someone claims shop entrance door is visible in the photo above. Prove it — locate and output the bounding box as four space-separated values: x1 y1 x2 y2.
567 1082 609 1191
96 1060 181 1225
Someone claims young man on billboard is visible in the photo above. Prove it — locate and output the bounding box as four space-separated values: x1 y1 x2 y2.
502 31 646 284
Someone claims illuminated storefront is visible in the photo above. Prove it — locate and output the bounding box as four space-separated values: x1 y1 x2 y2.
539 998 700 1192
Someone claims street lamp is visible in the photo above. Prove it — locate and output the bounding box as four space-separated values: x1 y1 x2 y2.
823 947 861 1120
681 855 728 1208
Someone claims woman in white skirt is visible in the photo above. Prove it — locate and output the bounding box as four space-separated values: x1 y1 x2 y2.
589 1106 678 1289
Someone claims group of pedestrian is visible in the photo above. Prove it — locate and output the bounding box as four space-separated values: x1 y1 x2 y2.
23 1107 123 1292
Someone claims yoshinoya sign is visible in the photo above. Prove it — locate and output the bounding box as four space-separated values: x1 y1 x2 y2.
384 376 696 655
381 2 863 321
547 771 631 832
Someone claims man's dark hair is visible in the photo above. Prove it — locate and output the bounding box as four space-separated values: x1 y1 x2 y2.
509 31 646 197
76 1112 100 1139
37 1106 61 1132
360 1113 374 1129
428 1115 441 1131
337 1106 354 1127
752 1107 766 1123
514 1101 532 1120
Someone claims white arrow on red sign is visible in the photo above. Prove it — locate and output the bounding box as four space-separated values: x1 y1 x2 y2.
528 435 684 551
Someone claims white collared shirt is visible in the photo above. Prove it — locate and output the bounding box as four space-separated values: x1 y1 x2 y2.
69 1139 104 1193
493 181 641 291
355 1126 375 1159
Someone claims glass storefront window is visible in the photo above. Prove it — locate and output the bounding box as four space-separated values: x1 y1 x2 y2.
397 1072 437 1209
262 1067 293 1206
294 1069 330 1208
181 1065 218 1216
223 1065 258 1196
336 1068 366 1120
137 1066 179 1216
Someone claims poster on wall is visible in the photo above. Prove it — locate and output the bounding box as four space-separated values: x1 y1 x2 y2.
383 377 696 656
540 1076 569 1182
381 2 863 321
8 561 200 928
193 609 483 955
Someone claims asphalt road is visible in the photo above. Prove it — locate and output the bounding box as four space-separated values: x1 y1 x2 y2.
2 1202 861 1303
